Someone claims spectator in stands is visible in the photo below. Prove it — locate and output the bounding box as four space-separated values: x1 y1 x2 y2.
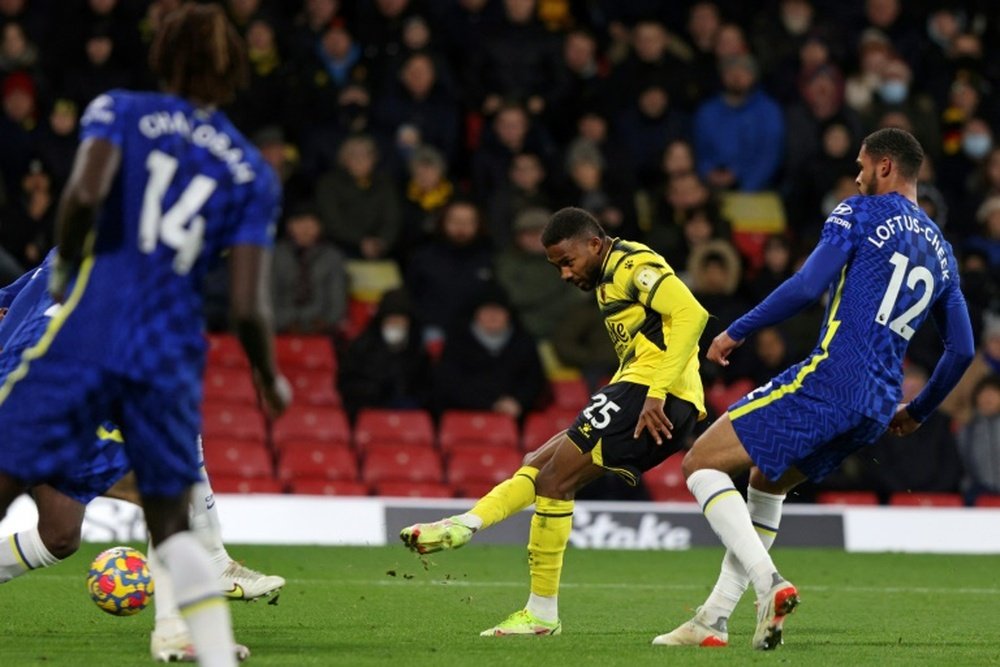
747 235 794 303
683 1 723 103
743 326 791 388
227 16 289 136
405 199 494 343
289 0 342 61
864 364 963 501
64 22 131 108
957 374 1000 499
0 158 53 270
639 170 725 269
432 283 545 419
486 151 551 249
472 100 551 204
751 0 818 100
400 144 454 251
495 208 584 340
610 19 693 114
939 116 994 214
353 0 427 85
788 119 860 231
570 108 635 190
861 56 940 160
314 134 401 259
31 98 77 194
546 28 611 144
0 71 35 200
856 0 922 73
557 138 637 240
464 0 564 118
372 50 461 173
272 205 348 335
0 21 39 79
693 54 785 191
616 83 691 190
338 287 430 416
844 28 893 115
966 196 1000 270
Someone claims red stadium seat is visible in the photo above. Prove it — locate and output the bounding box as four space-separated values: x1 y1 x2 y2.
203 367 258 406
374 481 453 498
643 456 691 502
276 443 358 484
438 411 518 452
705 378 755 416
889 492 964 507
816 491 880 506
446 446 522 490
202 440 273 479
550 378 590 412
362 444 443 485
452 480 499 499
205 334 249 369
522 410 578 451
974 494 1000 508
272 407 351 449
289 479 370 496
210 477 284 494
276 335 336 372
201 404 266 443
288 369 341 407
354 409 435 451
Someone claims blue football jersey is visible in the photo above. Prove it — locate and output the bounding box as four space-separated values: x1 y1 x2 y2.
46 90 280 387
798 192 960 423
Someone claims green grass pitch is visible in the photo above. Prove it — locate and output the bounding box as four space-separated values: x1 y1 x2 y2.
1 543 998 665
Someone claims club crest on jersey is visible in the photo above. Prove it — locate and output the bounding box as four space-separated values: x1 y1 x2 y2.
831 201 853 216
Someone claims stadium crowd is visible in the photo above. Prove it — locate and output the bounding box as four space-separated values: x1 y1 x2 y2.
1 0 999 503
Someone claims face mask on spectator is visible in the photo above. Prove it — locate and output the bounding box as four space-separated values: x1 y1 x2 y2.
878 80 908 104
382 324 409 346
963 133 992 159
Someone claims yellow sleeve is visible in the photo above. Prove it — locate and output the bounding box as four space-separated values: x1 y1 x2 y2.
642 270 709 399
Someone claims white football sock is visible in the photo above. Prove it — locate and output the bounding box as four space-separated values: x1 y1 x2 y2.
526 592 559 623
147 538 181 623
452 512 483 531
0 528 60 583
687 469 780 599
702 486 785 622
190 473 231 576
156 531 236 667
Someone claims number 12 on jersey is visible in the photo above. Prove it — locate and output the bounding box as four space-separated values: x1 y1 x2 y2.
139 150 217 275
875 251 934 340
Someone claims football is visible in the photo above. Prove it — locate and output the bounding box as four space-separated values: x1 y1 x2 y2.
86 546 155 616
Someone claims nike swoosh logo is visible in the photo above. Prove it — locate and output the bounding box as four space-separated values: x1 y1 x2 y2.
223 583 244 599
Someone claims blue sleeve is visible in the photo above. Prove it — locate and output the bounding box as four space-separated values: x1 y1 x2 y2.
229 163 280 248
906 280 976 422
0 266 35 309
79 91 127 148
729 241 850 341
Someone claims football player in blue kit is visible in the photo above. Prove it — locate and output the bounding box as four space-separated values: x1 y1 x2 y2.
655 128 975 650
0 6 290 667
0 251 283 662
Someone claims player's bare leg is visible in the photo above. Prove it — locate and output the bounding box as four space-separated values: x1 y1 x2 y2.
481 435 605 637
401 432 565 554
681 415 800 650
0 485 81 583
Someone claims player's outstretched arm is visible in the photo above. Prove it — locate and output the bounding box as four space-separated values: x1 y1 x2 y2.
50 138 122 300
229 244 291 418
726 241 849 344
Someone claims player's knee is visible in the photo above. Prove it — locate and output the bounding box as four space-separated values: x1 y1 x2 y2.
37 522 81 559
680 448 702 480
533 466 573 500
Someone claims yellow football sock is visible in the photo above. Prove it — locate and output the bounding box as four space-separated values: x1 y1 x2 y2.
528 496 574 597
469 466 538 529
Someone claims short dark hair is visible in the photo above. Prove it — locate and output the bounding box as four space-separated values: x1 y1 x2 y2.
541 207 607 246
149 4 248 106
862 128 924 181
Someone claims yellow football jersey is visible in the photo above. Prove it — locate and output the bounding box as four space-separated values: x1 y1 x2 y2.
596 238 708 418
